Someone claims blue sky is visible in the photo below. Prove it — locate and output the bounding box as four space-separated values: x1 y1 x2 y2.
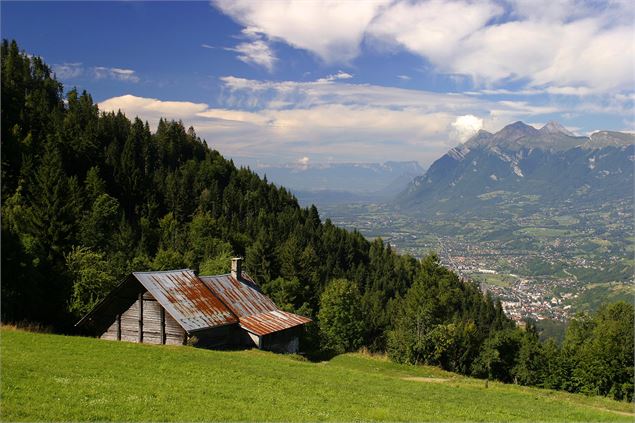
2 1 634 167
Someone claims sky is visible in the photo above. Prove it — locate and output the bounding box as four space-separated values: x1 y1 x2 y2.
2 0 634 167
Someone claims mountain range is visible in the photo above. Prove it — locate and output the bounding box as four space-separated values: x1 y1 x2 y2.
397 121 634 215
253 161 425 206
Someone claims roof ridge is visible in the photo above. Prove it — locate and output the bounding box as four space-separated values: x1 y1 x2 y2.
132 268 194 275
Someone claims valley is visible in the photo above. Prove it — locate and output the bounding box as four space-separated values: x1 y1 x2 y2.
313 122 634 328
319 196 633 324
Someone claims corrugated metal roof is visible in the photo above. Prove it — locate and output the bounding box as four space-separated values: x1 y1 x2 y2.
199 274 277 318
133 269 237 332
200 274 311 336
238 310 313 336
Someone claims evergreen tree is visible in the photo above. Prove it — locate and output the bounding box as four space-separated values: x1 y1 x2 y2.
24 141 79 263
318 278 364 354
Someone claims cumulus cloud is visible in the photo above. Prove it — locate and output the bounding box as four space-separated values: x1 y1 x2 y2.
213 0 634 95
53 62 84 79
213 0 390 63
451 115 483 143
368 0 501 64
93 67 140 83
99 94 208 123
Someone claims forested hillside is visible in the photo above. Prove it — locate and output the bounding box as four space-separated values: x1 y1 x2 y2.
1 40 632 402
0 39 502 346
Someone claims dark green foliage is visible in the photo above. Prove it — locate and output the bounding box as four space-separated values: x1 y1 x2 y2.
388 254 510 372
567 302 634 401
472 329 523 383
66 247 117 317
318 279 365 354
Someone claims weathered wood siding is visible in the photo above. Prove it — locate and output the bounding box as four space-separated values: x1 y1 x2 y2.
100 292 185 345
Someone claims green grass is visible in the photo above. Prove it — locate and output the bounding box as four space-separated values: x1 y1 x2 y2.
570 283 635 312
2 329 634 422
517 227 575 238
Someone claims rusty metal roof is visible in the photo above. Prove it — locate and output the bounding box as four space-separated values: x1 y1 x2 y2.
133 269 237 333
200 274 311 336
199 274 277 318
239 310 312 336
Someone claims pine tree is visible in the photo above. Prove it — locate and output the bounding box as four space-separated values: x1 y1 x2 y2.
24 141 78 263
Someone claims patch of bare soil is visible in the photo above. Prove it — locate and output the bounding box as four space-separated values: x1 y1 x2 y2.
401 376 449 383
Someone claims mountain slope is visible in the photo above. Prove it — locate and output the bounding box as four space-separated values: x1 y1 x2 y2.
3 329 632 422
397 122 634 215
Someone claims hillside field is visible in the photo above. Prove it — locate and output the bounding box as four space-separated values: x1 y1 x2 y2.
1 329 633 422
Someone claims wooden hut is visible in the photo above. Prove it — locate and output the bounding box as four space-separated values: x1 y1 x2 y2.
201 258 311 352
76 259 311 352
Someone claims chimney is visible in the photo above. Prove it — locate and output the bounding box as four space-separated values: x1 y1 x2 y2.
231 257 243 279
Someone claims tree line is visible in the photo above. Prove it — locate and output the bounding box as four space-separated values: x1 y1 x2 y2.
2 40 632 402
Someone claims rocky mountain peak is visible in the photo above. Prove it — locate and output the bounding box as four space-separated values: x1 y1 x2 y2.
495 121 540 141
540 121 574 136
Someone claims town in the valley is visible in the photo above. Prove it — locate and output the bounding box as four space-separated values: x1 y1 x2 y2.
319 198 633 324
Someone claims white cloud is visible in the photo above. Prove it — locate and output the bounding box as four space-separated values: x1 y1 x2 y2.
225 27 277 72
297 156 310 169
545 86 594 96
453 18 633 93
99 95 208 122
317 71 353 83
97 75 574 165
230 39 277 72
451 115 483 143
368 0 501 64
213 0 390 63
213 0 634 95
397 75 411 81
369 1 634 93
201 43 215 49
93 67 140 83
52 63 141 83
53 63 83 79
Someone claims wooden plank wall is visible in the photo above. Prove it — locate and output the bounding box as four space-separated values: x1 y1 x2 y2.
100 292 186 345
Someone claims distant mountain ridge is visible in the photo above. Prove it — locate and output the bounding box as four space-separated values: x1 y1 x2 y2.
398 121 634 214
254 160 425 206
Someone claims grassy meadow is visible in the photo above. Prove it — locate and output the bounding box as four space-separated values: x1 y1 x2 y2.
1 328 633 422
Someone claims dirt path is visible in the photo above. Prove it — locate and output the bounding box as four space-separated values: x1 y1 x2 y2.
400 376 635 417
583 405 635 418
401 376 449 383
